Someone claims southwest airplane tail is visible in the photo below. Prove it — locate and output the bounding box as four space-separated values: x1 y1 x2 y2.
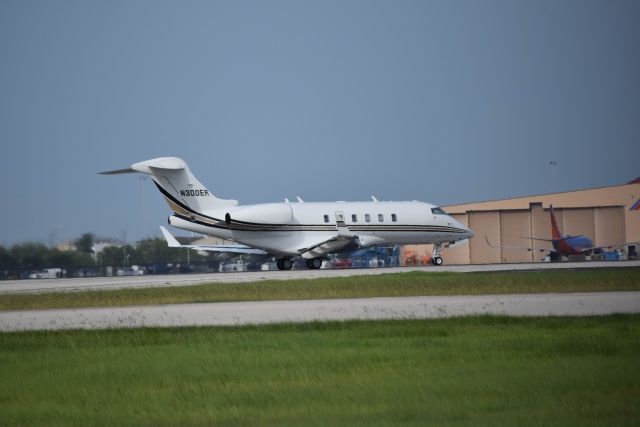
549 205 563 241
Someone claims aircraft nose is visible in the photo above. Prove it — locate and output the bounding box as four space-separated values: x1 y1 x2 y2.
465 228 475 239
450 217 474 240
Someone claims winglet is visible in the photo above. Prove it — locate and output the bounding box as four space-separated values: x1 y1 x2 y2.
160 226 182 248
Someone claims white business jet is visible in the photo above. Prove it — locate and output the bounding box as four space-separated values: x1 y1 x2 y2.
100 157 473 270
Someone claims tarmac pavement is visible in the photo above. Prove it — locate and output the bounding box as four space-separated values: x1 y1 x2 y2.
1 291 639 332
2 260 639 294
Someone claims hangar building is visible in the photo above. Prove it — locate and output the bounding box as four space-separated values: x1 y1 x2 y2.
402 179 640 265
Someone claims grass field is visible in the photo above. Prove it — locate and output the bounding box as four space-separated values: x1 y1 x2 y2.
1 267 640 311
0 315 638 426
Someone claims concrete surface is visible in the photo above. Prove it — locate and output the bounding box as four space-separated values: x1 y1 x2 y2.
1 292 639 332
2 260 639 294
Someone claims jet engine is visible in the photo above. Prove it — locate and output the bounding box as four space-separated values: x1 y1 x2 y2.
225 203 294 226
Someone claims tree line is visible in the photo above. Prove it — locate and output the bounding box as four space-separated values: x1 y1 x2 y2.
0 233 212 277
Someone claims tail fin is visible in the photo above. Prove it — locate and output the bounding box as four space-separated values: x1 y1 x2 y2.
549 205 563 240
100 157 237 215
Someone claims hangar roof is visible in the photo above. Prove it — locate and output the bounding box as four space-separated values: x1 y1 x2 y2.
444 181 640 214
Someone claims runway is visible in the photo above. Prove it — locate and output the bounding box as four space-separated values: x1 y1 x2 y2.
2 260 639 294
1 292 639 332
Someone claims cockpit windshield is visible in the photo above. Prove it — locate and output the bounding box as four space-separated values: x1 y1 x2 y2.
431 207 447 215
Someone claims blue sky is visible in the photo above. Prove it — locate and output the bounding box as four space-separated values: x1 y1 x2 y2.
1 0 639 245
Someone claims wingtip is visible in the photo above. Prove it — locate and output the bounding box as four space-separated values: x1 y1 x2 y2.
160 226 181 247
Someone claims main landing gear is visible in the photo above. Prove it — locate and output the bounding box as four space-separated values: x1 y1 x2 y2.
305 258 322 270
431 243 443 266
276 258 293 271
276 257 323 270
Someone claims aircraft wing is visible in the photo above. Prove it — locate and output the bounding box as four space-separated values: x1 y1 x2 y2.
523 236 584 243
579 241 640 253
484 236 552 253
486 235 639 254
297 226 359 259
160 226 268 255
521 235 639 254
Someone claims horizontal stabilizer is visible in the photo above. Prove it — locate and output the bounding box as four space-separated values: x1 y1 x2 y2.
98 168 137 175
522 237 555 242
100 157 187 176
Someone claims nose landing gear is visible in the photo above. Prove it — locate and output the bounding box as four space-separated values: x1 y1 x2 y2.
431 243 443 266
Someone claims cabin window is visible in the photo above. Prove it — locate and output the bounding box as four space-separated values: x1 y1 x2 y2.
391 214 397 222
378 214 384 222
323 214 329 223
431 207 447 215
351 214 358 223
365 214 371 222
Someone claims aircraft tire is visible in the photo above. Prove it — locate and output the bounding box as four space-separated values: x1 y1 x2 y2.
306 258 322 270
281 258 293 270
431 256 443 266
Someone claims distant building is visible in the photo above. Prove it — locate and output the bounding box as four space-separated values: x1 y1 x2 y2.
56 238 123 256
92 239 123 255
56 241 76 252
402 180 640 265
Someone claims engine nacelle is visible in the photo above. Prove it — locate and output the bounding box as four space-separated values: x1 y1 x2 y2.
356 235 386 248
225 203 293 226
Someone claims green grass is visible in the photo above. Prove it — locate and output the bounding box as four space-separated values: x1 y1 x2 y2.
0 316 639 426
2 268 640 311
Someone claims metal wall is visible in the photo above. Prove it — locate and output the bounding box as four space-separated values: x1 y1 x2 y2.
445 183 640 246
562 209 595 241
594 207 626 248
439 205 626 264
500 210 532 263
468 211 500 264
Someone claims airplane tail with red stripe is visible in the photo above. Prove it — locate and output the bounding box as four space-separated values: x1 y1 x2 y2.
549 205 563 240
